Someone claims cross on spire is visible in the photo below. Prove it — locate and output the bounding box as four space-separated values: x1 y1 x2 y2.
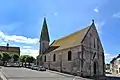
92 19 94 24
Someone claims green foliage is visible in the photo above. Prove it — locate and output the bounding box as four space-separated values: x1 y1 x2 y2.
25 56 35 63
1 52 11 61
20 55 35 67
20 55 28 63
0 53 2 60
13 53 19 62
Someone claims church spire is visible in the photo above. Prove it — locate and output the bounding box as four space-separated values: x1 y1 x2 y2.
40 17 50 42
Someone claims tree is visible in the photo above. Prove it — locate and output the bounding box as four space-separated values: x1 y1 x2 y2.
1 53 11 65
20 55 29 67
13 53 19 62
25 56 35 66
0 53 2 60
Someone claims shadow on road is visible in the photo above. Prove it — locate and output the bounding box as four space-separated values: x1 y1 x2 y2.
106 76 120 80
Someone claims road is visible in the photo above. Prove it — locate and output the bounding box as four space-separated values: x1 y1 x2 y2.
105 74 120 80
0 67 92 80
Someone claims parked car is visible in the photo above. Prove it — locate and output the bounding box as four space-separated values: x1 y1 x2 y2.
38 66 46 71
26 64 32 69
5 62 20 67
31 65 38 70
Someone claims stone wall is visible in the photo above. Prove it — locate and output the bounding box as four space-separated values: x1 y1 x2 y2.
43 45 82 75
81 25 105 76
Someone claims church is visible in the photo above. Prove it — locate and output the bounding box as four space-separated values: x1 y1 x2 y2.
37 17 105 77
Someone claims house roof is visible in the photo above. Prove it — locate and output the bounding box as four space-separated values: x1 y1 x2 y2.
110 54 120 63
0 46 20 55
49 25 91 52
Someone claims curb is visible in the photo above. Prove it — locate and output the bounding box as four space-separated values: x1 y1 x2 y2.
0 68 8 80
47 70 95 80
47 70 74 77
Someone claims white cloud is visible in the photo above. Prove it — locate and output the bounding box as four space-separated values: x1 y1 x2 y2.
113 12 120 18
21 48 39 58
94 8 99 13
0 31 39 44
105 53 117 63
22 46 32 49
95 21 105 34
0 41 7 46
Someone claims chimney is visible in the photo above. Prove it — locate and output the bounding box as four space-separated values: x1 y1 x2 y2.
7 43 9 50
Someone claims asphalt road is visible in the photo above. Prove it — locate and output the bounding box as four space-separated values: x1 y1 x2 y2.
0 67 92 80
105 74 120 80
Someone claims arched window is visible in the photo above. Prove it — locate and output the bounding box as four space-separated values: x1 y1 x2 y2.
53 54 56 61
93 52 96 59
44 55 46 62
68 51 72 61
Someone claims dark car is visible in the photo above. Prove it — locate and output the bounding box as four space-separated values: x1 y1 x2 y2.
38 66 46 71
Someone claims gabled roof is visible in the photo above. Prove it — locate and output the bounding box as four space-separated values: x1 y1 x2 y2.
49 26 91 52
110 54 120 63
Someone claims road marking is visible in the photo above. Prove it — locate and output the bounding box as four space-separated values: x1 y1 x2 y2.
0 70 8 80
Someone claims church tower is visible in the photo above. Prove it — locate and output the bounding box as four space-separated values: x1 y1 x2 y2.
38 17 50 66
40 17 50 54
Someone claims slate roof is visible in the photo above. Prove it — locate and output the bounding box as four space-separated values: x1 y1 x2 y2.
50 26 90 52
40 17 50 42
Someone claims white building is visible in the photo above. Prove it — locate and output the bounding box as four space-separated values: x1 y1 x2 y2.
110 54 120 74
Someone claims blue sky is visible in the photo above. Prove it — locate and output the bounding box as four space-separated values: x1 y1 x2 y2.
0 0 120 63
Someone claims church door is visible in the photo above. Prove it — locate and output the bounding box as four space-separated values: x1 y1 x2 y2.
93 62 97 75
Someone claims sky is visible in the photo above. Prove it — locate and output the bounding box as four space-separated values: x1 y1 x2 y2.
0 0 120 63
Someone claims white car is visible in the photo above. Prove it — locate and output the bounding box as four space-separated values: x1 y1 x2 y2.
31 65 38 70
38 66 46 71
